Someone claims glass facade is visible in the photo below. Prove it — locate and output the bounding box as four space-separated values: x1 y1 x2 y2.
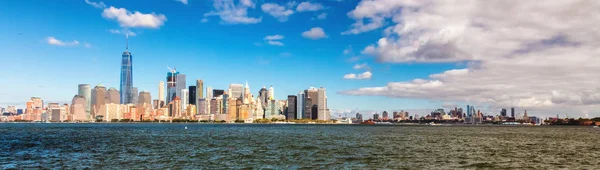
120 51 133 104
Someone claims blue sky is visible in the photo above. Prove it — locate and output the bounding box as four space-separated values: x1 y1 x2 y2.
4 0 591 118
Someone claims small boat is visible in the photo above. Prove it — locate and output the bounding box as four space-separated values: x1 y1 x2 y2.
428 122 440 126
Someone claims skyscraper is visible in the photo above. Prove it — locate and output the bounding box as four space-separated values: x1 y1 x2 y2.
317 87 327 120
196 79 203 99
166 69 179 103
106 88 120 104
206 86 213 99
78 84 91 118
91 84 107 118
228 84 244 99
511 107 515 118
120 35 133 104
138 91 151 105
287 95 297 120
181 89 189 113
189 86 197 105
176 74 186 99
213 89 225 98
296 91 305 119
259 86 269 107
268 85 275 100
158 81 164 104
305 87 319 120
131 87 138 104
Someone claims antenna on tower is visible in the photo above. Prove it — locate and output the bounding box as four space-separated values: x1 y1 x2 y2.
126 33 129 51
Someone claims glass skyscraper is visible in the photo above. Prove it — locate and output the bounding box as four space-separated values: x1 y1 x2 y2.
120 47 133 104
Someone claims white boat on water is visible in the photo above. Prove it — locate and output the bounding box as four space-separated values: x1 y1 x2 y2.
428 122 440 126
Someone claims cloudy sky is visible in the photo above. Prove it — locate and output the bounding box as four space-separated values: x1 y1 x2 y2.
0 0 598 118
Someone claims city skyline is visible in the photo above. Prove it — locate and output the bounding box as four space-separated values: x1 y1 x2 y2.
0 0 599 118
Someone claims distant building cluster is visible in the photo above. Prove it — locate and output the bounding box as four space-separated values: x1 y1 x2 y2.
0 40 329 122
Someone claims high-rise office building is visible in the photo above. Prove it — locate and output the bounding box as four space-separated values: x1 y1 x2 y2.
78 84 91 118
120 36 133 104
106 88 120 104
501 108 507 117
71 95 87 121
305 87 319 120
287 95 297 120
213 89 225 98
259 86 269 107
268 85 275 100
467 105 471 117
196 79 203 99
166 69 179 103
373 113 380 120
158 81 164 104
132 87 138 104
176 74 186 99
317 87 328 120
228 84 244 99
181 89 189 113
206 86 213 99
511 107 515 118
296 91 305 119
243 82 251 104
382 111 388 120
91 84 107 118
138 91 151 105
189 86 197 105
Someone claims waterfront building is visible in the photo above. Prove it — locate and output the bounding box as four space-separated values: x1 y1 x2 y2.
106 88 120 104
101 103 122 121
264 100 275 119
120 36 133 104
511 107 515 118
296 91 305 119
287 95 297 120
158 81 165 107
78 84 91 118
197 98 207 114
186 104 196 119
501 108 507 117
169 96 182 118
50 108 67 122
305 87 318 120
254 97 264 119
356 113 363 122
213 89 225 98
91 84 107 118
189 86 196 105
228 97 238 122
243 82 252 104
229 84 244 99
152 99 164 110
206 86 213 100
222 94 229 117
382 111 389 120
166 69 179 103
373 113 380 120
196 79 203 99
181 89 189 114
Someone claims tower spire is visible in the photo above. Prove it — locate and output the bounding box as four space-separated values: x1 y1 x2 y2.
126 33 129 51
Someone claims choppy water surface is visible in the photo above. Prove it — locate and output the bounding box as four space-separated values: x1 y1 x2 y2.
1 124 599 169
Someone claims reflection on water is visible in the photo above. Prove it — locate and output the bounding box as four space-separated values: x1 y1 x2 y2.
1 124 599 169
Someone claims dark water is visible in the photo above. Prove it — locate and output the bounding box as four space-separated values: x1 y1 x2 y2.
1 124 599 169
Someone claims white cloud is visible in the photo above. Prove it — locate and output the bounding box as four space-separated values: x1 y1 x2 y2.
343 46 353 55
316 13 327 20
204 0 261 24
264 34 284 46
301 27 327 40
200 18 209 23
340 0 600 116
296 2 324 12
344 71 372 80
45 37 80 46
108 29 137 36
353 63 368 70
267 41 284 46
102 6 167 28
84 0 106 9
264 34 284 41
175 0 188 5
261 3 294 22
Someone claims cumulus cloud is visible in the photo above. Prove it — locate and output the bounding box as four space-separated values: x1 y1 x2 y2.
261 3 294 22
353 63 368 70
45 37 80 46
316 13 327 20
301 27 327 40
296 2 324 12
340 0 600 116
264 34 284 46
175 0 188 5
343 71 372 80
84 0 106 9
204 0 261 24
102 6 167 28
